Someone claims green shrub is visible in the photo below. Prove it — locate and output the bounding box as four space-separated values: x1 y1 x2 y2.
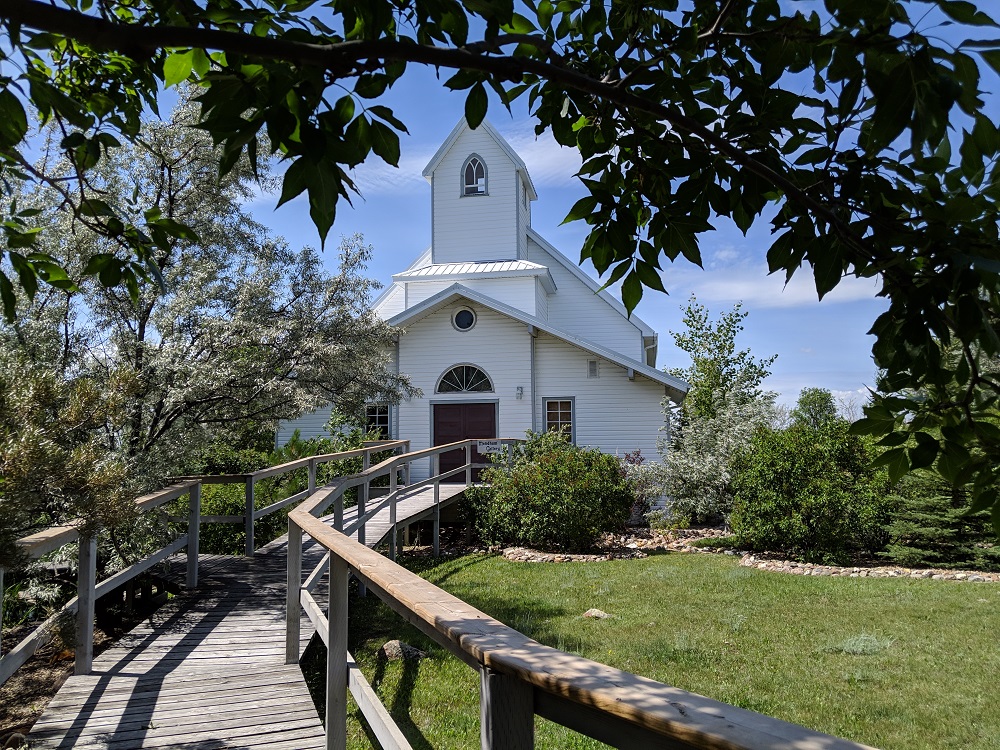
881 470 1000 571
466 431 634 553
730 421 896 563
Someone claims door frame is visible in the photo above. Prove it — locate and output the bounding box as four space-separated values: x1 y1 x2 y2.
429 398 500 446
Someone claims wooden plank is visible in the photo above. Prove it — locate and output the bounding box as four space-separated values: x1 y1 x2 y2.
134 481 200 512
255 487 311 519
481 667 534 750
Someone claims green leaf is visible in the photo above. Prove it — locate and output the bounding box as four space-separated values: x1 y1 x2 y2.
370 120 400 166
277 158 311 207
871 447 910 484
465 82 488 129
635 261 666 293
0 89 28 147
907 433 939 470
562 195 598 224
621 271 643 315
937 0 996 26
163 50 194 88
0 271 16 323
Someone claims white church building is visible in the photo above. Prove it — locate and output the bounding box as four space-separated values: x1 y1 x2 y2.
278 118 688 480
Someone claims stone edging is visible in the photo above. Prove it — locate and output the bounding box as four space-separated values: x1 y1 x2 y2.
740 555 1000 582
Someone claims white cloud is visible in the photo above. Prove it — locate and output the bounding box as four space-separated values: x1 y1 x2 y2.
663 261 882 309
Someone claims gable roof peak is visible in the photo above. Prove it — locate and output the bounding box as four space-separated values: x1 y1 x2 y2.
422 117 537 199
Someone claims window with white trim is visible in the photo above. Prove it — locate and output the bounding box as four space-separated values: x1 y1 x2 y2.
365 404 391 439
463 155 487 196
544 399 574 441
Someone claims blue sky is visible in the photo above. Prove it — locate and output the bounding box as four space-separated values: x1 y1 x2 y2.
254 64 886 410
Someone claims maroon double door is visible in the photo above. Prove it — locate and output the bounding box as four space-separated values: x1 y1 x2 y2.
433 402 496 482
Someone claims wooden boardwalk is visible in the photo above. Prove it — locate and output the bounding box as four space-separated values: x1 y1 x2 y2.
27 485 467 749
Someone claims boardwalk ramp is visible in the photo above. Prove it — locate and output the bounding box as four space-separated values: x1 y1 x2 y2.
28 546 326 750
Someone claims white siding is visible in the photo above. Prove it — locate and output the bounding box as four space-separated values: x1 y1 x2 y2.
534 277 549 321
534 334 666 461
374 283 405 320
396 304 532 480
275 404 334 446
516 176 530 259
405 277 538 315
432 129 518 264
527 236 644 360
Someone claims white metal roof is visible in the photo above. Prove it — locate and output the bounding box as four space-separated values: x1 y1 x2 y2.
393 260 557 293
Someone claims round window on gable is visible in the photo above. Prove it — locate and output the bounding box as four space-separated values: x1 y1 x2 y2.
452 307 476 331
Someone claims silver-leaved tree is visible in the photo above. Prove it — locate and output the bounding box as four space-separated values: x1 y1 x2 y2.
2 97 414 484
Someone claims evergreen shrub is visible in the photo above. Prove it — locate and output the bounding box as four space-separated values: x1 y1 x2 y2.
466 431 634 553
730 421 896 563
881 471 1000 571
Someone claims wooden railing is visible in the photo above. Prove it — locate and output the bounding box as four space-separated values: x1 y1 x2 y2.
287 439 876 750
0 440 407 688
0 481 200 684
175 439 410 555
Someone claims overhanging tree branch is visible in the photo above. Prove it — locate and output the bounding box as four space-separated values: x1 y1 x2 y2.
2 0 880 271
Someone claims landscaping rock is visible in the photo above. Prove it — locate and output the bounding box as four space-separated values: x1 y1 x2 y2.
583 609 612 619
379 640 428 661
740 555 1000 583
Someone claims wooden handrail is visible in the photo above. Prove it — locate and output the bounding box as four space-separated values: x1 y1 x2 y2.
1 481 202 684
287 438 874 750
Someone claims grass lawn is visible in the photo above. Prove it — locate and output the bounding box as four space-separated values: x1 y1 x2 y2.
320 550 1000 749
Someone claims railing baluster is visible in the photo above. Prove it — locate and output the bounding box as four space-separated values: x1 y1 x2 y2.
388 466 397 562
75 534 97 676
326 556 349 750
245 477 255 556
186 483 201 589
480 667 534 749
285 519 303 665
433 452 441 558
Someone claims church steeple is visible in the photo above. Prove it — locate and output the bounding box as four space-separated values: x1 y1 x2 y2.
422 118 536 264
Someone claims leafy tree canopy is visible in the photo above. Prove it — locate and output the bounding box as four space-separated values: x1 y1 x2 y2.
791 387 839 429
2 0 1000 521
667 294 776 420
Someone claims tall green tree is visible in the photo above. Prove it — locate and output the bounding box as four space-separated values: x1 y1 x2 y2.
2 0 1000 519
5 98 413 479
667 295 776 420
791 387 839 429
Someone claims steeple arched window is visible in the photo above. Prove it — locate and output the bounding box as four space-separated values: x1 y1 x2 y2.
462 155 487 196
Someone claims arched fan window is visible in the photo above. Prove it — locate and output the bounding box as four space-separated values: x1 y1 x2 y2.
463 155 487 196
437 365 494 393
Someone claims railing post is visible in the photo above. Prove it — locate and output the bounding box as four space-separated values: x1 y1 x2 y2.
326 556 349 750
244 477 255 557
285 518 303 665
186 483 201 589
388 467 397 562
358 451 369 597
404 459 410 486
480 667 534 749
308 458 317 494
466 443 473 485
432 452 441 558
334 491 344 533
75 533 97 676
